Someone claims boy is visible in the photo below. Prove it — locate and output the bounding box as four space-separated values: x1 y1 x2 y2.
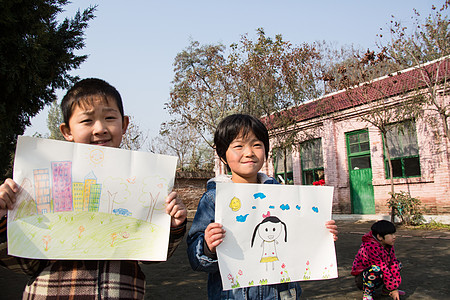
352 220 404 300
0 78 187 299
186 114 338 300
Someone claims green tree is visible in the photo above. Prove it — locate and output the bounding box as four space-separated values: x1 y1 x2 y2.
47 100 65 140
383 2 450 139
167 29 324 176
150 121 213 171
0 0 95 179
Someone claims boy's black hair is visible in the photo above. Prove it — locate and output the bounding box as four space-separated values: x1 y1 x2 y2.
214 114 270 164
60 78 125 127
371 220 396 238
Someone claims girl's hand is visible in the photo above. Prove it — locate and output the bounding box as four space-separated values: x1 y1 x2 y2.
390 289 400 300
205 223 226 253
165 191 187 227
325 220 338 241
0 179 19 218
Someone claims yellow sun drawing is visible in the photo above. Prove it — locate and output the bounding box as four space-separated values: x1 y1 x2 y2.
89 149 104 165
229 197 241 212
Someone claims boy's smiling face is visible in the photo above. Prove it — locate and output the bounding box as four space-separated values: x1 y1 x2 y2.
60 97 129 148
225 130 265 184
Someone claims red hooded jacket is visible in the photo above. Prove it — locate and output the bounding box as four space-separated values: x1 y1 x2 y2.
351 231 401 291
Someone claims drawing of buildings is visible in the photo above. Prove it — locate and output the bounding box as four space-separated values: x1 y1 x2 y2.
51 161 73 212
72 182 84 212
33 169 51 214
83 171 101 212
88 183 102 212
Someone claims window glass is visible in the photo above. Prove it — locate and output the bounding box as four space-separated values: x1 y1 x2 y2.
301 139 324 185
300 139 323 170
385 120 421 178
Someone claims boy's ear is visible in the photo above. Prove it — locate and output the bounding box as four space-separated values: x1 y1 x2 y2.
60 123 74 142
122 116 129 134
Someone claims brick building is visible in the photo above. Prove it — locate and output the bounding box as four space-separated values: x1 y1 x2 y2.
216 56 450 215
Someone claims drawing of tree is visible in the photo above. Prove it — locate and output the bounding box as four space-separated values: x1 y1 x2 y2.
102 177 131 214
139 176 168 223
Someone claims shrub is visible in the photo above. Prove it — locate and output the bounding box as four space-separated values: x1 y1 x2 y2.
387 191 424 225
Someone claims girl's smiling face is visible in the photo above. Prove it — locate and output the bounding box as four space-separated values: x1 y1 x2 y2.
225 130 266 184
258 222 283 242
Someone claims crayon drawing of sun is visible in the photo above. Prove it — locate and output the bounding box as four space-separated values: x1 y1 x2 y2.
89 149 104 166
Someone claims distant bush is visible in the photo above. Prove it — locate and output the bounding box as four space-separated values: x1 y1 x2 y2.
387 191 424 225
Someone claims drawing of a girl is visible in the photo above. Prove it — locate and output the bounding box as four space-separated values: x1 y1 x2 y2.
251 216 287 271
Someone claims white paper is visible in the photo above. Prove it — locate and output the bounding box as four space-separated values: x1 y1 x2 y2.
8 136 177 260
215 182 338 290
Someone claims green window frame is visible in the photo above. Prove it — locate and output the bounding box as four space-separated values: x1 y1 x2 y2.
273 148 294 184
300 138 324 185
384 120 421 178
346 129 372 170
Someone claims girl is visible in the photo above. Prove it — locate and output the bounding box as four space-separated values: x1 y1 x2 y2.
187 114 338 300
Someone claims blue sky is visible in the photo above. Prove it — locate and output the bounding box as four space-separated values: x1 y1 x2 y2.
25 0 444 138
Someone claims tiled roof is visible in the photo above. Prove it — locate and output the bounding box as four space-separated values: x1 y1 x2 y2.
263 56 450 128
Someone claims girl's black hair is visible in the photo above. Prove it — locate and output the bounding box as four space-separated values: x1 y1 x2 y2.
371 220 396 238
251 216 287 247
214 114 270 164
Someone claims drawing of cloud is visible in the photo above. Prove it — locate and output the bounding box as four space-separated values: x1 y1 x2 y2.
312 206 319 213
253 192 266 199
269 205 275 209
236 214 249 222
252 206 257 209
296 205 301 211
280 204 290 211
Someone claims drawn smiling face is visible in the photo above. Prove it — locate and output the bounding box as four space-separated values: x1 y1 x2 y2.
258 222 283 242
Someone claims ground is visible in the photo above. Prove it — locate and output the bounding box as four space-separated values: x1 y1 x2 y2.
1 220 449 299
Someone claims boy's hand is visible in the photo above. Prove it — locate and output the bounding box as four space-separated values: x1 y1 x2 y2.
205 223 225 253
0 179 19 218
165 191 187 227
325 220 338 241
0 178 19 217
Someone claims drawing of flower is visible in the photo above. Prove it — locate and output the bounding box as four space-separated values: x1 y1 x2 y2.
121 232 130 239
238 270 243 276
78 225 85 238
111 232 118 247
43 235 51 251
282 263 286 268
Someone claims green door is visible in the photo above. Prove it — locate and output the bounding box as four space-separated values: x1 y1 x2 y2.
346 130 375 214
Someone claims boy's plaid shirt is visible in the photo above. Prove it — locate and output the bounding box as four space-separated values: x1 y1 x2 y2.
0 216 186 299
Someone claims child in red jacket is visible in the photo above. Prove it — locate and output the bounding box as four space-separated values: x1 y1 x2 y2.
351 220 404 300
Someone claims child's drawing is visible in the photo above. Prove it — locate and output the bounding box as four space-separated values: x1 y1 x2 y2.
8 136 177 261
251 215 287 271
215 183 338 290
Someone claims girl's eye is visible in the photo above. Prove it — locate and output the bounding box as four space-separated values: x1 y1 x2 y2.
81 119 91 123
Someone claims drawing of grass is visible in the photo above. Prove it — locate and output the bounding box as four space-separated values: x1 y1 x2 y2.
259 279 268 285
9 211 167 260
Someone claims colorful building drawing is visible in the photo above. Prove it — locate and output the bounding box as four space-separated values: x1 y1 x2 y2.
83 171 98 211
72 182 84 212
88 184 102 212
51 161 73 212
33 169 51 214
